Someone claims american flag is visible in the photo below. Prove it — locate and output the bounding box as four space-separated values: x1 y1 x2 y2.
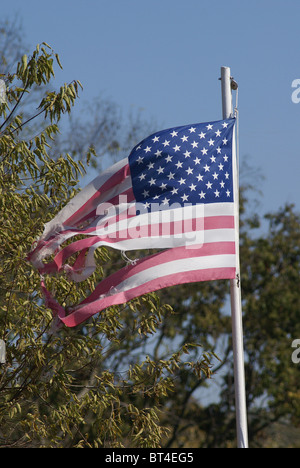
29 118 237 327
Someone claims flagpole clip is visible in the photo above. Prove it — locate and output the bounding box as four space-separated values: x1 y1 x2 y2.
231 78 238 90
218 75 238 89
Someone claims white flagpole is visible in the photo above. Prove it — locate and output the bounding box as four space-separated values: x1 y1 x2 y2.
220 66 249 448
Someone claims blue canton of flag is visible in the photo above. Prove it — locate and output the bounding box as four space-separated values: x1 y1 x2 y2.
129 118 235 211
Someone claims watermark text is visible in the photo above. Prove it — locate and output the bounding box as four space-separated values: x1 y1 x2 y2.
291 79 300 103
291 339 300 364
93 197 205 249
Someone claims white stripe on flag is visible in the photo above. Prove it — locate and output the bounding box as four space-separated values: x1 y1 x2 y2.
59 242 236 327
109 254 236 293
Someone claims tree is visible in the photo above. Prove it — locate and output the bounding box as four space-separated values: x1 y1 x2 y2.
156 191 300 448
0 43 213 448
240 203 300 446
205 198 300 448
0 16 26 76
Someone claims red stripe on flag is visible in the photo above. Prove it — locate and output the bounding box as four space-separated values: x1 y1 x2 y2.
62 267 235 327
50 241 236 326
80 241 236 301
65 163 131 226
37 215 235 276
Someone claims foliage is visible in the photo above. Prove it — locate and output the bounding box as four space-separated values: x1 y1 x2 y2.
157 192 300 448
240 203 300 446
0 43 214 448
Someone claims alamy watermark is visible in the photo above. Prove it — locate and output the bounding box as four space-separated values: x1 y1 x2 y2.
291 79 300 103
94 196 205 249
0 79 6 104
291 339 300 364
0 340 6 364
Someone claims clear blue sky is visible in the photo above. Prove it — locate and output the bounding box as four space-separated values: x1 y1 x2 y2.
2 0 300 216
